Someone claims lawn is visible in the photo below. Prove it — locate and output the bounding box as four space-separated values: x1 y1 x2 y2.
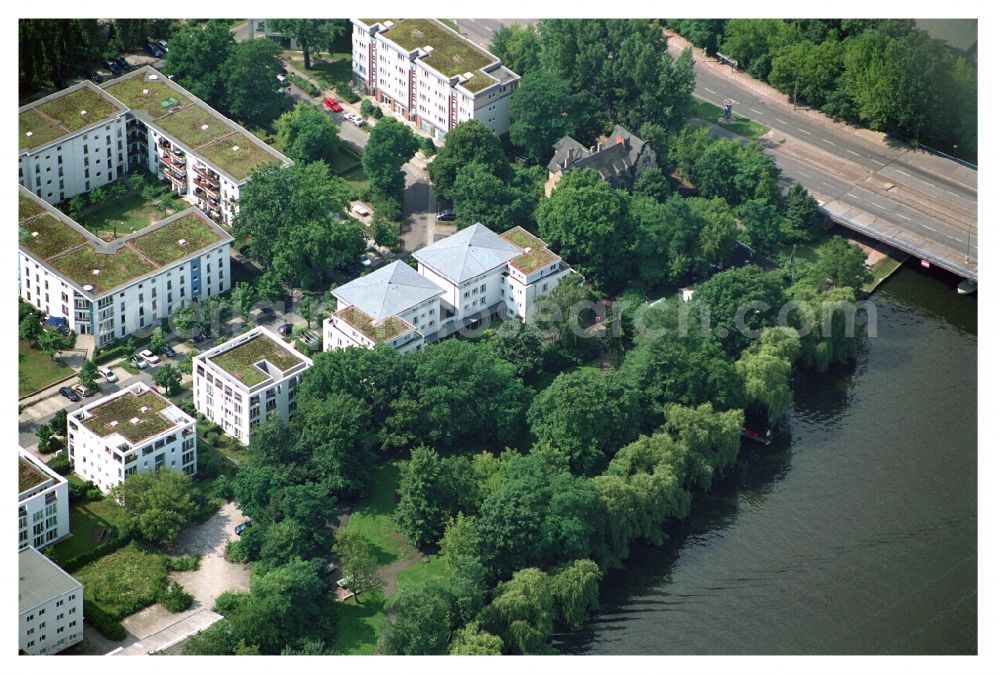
75 543 169 619
19 340 74 397
299 57 353 92
75 189 189 236
330 593 386 655
691 98 769 139
129 213 225 265
198 133 280 181
395 554 449 591
48 495 126 564
863 250 909 294
339 463 417 566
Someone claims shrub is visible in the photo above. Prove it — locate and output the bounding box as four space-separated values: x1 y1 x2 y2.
211 475 234 501
205 431 220 447
108 181 128 197
89 185 108 204
83 600 127 641
419 136 437 157
47 453 72 475
160 581 195 613
86 485 104 501
360 99 377 117
337 85 360 104
223 539 249 564
141 182 161 200
166 554 201 572
288 73 321 97
60 530 130 572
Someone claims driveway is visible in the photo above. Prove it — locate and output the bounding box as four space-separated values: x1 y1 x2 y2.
113 502 251 655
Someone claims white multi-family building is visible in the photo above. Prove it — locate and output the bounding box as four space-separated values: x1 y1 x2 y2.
18 186 233 347
18 448 70 551
325 224 573 353
19 547 84 655
324 260 444 353
19 67 291 226
193 327 313 445
351 18 520 140
18 81 131 204
67 382 197 493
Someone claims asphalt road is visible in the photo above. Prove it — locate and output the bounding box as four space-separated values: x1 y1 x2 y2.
455 19 538 48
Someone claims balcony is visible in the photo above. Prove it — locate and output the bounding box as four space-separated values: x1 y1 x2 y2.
193 176 219 196
192 164 220 186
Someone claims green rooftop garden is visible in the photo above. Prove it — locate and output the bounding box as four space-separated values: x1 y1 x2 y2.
502 227 558 274
36 88 122 132
19 193 46 220
48 244 156 293
198 134 279 181
19 456 49 493
461 70 495 93
210 334 305 387
19 213 87 260
104 77 190 119
129 214 225 266
19 109 66 151
80 388 176 444
384 19 494 76
157 104 234 149
337 306 411 343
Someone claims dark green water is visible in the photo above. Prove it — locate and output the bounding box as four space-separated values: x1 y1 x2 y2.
555 264 977 655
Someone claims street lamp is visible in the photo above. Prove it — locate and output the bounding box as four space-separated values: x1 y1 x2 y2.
953 144 959 158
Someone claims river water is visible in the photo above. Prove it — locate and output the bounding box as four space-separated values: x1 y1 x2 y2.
555 264 978 655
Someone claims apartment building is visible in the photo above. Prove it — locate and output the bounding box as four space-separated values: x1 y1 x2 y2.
351 19 520 140
101 66 292 225
324 260 444 353
193 327 313 445
18 187 233 346
545 125 657 196
324 225 572 353
67 382 197 493
18 448 70 551
19 547 83 655
18 81 131 204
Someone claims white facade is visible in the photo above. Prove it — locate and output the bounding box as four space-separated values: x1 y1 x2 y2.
193 327 312 445
19 547 84 655
67 382 197 493
18 189 233 345
18 448 70 551
324 295 437 354
351 19 520 140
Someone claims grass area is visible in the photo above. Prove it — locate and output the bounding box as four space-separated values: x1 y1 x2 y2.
502 227 557 273
863 250 909 293
75 543 169 619
691 98 769 139
49 244 156 294
395 554 449 591
19 456 49 492
19 109 65 151
384 19 493 77
198 133 280 181
438 19 459 31
336 307 411 344
19 340 74 397
19 192 46 220
157 104 234 149
80 387 175 444
461 71 494 93
330 146 362 174
330 593 385 655
75 189 189 236
340 463 416 566
209 333 306 386
104 77 190 120
19 213 87 260
130 213 225 265
20 87 124 150
300 57 354 91
48 497 126 564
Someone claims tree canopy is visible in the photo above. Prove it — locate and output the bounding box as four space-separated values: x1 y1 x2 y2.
275 102 341 168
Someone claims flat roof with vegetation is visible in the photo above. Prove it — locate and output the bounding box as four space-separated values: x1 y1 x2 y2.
196 134 278 181
19 189 231 295
461 71 495 93
102 76 190 119
501 227 559 274
19 456 49 493
375 19 496 77
336 306 411 343
210 334 306 387
129 214 226 266
80 388 177 444
155 104 234 149
19 85 125 152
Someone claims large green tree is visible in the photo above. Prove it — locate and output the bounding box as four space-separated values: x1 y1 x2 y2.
275 102 341 167
508 70 599 165
222 38 287 126
267 19 346 70
380 581 454 654
165 21 235 105
428 121 512 201
489 24 543 76
109 469 203 546
362 118 420 197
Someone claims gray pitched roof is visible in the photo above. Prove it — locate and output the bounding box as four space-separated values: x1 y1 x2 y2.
333 260 443 321
412 224 521 284
19 547 82 615
546 125 647 177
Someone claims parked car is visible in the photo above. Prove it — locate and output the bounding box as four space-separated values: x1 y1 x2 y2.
113 56 131 72
131 354 149 369
360 255 372 268
345 112 366 127
156 39 169 53
277 74 290 88
102 60 122 76
235 520 252 536
299 331 320 347
73 383 94 397
323 97 343 112
59 386 81 402
277 323 293 337
351 204 371 217
436 209 456 222
99 367 117 383
161 344 177 358
82 69 102 83
145 42 165 58
193 330 213 343
139 349 160 365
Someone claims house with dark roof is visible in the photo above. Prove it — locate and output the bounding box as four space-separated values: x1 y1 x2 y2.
544 125 656 196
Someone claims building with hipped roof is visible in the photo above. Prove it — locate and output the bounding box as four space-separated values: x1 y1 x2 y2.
544 125 656 196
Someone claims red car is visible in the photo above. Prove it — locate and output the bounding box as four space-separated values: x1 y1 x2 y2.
323 97 343 113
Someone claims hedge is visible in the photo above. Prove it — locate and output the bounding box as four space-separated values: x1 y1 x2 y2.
83 600 127 641
58 531 130 572
289 73 320 97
